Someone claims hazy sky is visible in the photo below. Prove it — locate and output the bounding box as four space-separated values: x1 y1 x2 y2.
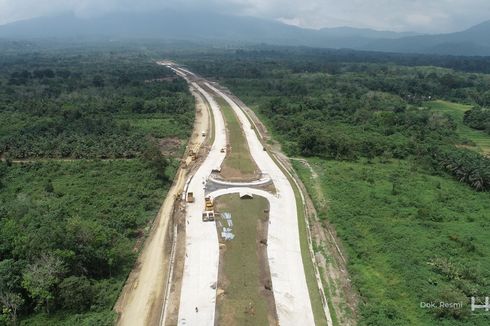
0 0 489 33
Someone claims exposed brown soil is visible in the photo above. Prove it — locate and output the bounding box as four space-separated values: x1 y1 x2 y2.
161 202 187 326
158 137 182 157
256 210 279 326
114 80 211 326
145 77 179 83
159 85 215 326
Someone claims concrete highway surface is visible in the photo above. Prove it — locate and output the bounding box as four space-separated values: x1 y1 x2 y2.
164 64 317 325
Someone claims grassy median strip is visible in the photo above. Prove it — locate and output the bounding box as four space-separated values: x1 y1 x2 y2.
214 194 276 326
215 97 258 179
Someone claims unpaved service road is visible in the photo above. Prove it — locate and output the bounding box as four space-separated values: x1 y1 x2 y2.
114 71 210 326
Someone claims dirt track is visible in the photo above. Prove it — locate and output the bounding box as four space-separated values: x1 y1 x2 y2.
114 81 210 326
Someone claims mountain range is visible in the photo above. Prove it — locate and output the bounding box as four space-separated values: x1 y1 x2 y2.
0 11 489 56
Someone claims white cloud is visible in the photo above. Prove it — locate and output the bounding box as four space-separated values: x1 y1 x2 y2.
0 0 489 32
405 14 433 27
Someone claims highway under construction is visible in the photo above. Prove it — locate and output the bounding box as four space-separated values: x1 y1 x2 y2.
116 61 333 326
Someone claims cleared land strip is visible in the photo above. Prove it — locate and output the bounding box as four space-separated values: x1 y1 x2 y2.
114 73 211 326
175 80 227 325
231 92 350 325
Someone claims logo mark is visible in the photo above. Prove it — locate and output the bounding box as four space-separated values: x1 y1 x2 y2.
471 297 490 312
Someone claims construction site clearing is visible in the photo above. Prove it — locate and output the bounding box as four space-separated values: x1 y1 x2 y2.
162 64 320 326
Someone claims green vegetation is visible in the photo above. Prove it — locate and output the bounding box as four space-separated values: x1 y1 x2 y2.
0 52 194 159
215 97 257 179
2 43 490 325
182 50 490 191
117 117 189 139
288 165 332 325
295 158 490 325
0 49 192 324
214 194 272 326
427 101 490 155
464 107 490 134
178 48 490 325
433 148 490 191
0 159 173 325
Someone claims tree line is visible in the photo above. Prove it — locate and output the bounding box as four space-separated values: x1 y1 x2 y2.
180 49 490 191
0 52 194 160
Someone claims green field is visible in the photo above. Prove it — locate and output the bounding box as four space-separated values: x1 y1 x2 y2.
427 100 490 155
294 158 490 325
0 159 171 325
215 97 258 179
214 194 273 326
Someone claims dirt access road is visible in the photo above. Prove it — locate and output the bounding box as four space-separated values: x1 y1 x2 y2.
114 71 211 326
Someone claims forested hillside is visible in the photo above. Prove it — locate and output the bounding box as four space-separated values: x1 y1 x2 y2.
0 50 194 325
179 48 490 325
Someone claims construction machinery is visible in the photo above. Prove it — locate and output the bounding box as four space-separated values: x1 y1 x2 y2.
202 211 215 222
201 196 215 222
189 150 198 161
204 196 214 211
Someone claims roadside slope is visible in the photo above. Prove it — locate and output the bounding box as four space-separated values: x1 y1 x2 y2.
114 76 210 326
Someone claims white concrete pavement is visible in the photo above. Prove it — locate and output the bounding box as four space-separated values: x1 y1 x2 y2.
174 79 227 326
206 83 316 326
165 63 315 326
208 173 272 187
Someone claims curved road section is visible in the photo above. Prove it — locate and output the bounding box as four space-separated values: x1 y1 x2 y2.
167 65 315 326
178 81 226 325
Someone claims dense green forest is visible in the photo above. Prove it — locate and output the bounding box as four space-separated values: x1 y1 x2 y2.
181 50 490 191
178 48 490 325
0 51 193 159
0 50 194 325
